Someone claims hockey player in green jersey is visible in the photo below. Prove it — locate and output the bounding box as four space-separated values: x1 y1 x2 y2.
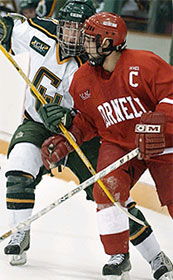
18 0 56 19
0 1 172 278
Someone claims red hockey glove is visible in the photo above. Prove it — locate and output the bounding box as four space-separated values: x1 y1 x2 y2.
41 124 83 169
135 112 166 160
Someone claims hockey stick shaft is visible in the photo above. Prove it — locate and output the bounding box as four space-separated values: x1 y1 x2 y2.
0 44 142 225
0 44 46 105
0 147 141 242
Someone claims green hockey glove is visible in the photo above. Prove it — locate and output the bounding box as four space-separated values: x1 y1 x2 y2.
38 103 73 133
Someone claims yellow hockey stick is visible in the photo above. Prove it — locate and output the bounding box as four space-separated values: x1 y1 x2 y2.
0 43 144 226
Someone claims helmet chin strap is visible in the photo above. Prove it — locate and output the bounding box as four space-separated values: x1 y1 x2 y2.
88 47 113 67
88 54 106 66
88 35 115 67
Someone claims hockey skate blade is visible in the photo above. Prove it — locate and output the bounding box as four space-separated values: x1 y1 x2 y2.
103 272 130 280
8 252 27 266
159 271 173 280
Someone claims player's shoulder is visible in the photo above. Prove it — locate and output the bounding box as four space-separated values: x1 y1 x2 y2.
71 62 93 87
27 17 58 40
125 48 156 57
124 49 166 66
4 12 27 30
74 61 92 78
70 62 94 93
7 12 27 23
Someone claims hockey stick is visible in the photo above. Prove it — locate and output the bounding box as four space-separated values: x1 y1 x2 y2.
0 43 142 225
0 147 142 242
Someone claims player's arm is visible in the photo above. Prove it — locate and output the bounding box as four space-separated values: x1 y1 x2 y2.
155 93 173 144
41 122 84 170
0 15 14 44
39 103 76 170
135 111 166 160
0 14 29 52
36 0 56 17
40 109 97 170
135 55 173 160
152 54 173 138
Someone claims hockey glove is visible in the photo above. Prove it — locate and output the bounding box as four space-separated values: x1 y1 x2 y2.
38 103 73 134
41 124 83 169
135 112 166 160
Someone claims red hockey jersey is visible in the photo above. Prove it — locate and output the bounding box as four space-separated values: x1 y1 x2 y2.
69 49 173 150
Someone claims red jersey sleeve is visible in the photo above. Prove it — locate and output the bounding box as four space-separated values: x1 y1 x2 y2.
139 52 173 146
153 57 173 145
73 112 98 142
70 64 98 142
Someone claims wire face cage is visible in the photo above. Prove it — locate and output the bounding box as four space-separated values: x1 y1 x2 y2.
57 20 84 56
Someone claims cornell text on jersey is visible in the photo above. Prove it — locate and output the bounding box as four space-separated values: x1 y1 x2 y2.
98 96 146 128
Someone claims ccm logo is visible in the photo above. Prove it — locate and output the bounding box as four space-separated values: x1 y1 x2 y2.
135 124 161 133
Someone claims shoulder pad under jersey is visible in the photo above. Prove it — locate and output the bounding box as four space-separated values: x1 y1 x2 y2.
27 17 58 40
8 13 27 23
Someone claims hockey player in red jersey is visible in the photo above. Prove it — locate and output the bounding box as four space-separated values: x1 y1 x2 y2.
41 12 173 279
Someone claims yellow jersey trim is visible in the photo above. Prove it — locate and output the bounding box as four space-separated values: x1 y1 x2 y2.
6 198 35 203
29 19 56 39
129 225 148 241
47 0 56 17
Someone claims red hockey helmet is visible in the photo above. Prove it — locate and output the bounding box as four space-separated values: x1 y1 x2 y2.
84 12 127 49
